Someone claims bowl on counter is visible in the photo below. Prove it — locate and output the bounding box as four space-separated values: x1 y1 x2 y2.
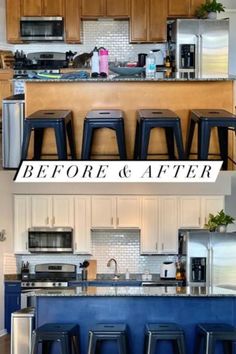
109 65 145 76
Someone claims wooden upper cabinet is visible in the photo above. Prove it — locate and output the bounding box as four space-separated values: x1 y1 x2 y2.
65 0 81 43
190 0 205 16
106 0 130 18
168 0 190 17
6 0 22 43
21 0 42 16
42 0 64 16
21 0 63 16
130 0 167 43
130 0 148 42
81 0 105 18
149 0 167 42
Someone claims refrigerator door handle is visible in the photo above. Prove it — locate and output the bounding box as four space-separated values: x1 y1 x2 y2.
196 34 201 77
199 34 203 76
207 247 212 287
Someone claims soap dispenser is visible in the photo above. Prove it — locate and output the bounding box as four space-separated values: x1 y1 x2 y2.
91 47 100 75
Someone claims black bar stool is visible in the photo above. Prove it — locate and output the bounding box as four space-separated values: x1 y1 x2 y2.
194 323 236 354
87 323 128 354
81 109 127 160
133 109 185 160
21 110 76 160
31 323 80 354
145 323 186 354
185 109 236 170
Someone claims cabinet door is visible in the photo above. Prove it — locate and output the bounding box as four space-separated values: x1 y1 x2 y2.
149 0 167 42
65 0 81 43
21 0 42 16
116 196 140 228
91 196 115 228
81 0 105 17
179 196 202 228
130 0 148 42
31 195 52 227
168 0 190 17
74 196 92 254
52 196 74 227
42 0 64 16
6 0 22 43
140 197 159 254
106 0 129 17
14 196 31 254
159 197 178 254
5 287 21 333
190 0 204 16
201 196 225 227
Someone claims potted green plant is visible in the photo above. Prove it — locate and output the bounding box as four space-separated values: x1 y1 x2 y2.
195 0 225 19
205 210 235 232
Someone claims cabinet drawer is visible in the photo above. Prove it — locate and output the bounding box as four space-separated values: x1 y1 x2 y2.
5 282 21 293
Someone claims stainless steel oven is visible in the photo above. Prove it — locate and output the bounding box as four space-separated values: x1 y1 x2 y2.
20 17 64 41
28 227 73 253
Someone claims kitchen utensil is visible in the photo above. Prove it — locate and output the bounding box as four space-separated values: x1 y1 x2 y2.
109 66 145 76
160 262 176 279
137 53 147 67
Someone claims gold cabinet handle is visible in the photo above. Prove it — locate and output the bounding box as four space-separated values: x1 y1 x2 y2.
111 217 113 225
117 217 119 226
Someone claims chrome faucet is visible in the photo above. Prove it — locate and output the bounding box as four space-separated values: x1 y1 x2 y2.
107 258 119 279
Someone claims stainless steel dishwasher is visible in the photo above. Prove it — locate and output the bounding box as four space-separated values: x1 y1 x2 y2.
2 94 25 168
11 307 35 354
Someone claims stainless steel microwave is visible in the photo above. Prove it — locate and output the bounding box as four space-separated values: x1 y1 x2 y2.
20 17 64 41
28 227 73 253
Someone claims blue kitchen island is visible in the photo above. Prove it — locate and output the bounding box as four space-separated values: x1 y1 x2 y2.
31 285 236 354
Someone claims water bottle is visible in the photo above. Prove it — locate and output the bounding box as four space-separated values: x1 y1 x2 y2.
91 47 99 74
145 51 156 78
99 48 109 75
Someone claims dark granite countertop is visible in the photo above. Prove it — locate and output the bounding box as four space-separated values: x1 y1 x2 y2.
15 72 236 83
26 285 236 297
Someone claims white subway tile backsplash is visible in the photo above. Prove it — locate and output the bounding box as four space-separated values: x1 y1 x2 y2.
17 230 176 275
15 20 166 64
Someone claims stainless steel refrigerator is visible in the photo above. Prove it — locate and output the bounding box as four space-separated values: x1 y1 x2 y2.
170 19 229 76
179 230 236 287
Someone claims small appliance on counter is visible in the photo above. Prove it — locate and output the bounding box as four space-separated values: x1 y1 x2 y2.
160 262 176 279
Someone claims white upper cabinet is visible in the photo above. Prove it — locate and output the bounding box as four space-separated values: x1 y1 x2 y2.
74 196 92 254
201 196 225 227
52 196 74 227
91 196 116 228
91 196 141 229
178 197 202 228
159 196 179 254
141 197 159 254
31 195 74 227
14 195 31 254
31 195 52 227
116 196 140 228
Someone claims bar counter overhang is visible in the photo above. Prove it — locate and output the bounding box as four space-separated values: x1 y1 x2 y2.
23 74 236 167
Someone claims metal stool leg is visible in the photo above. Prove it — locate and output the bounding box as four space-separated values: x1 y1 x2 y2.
87 332 97 354
217 127 228 170
66 120 77 159
165 127 175 160
198 122 211 160
81 122 94 160
31 331 37 354
42 340 52 354
118 333 127 354
134 120 140 159
33 128 44 160
173 122 185 160
116 121 127 160
185 118 196 159
21 123 32 160
54 122 67 160
140 124 151 160
223 340 233 354
177 334 186 354
194 332 202 354
204 334 215 354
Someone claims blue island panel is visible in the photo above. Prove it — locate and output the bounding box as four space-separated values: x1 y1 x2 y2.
36 296 236 354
